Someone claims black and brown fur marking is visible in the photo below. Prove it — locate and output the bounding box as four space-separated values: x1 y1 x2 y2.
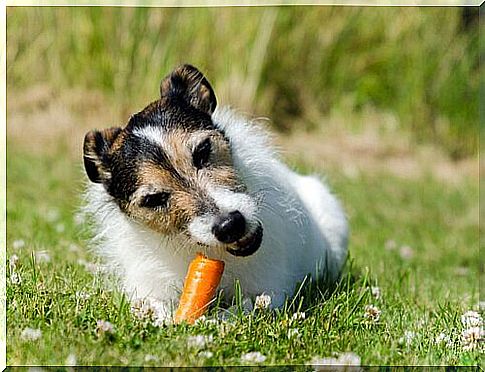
83 64 241 235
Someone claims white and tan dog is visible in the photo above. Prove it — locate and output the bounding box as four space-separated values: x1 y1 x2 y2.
83 64 348 322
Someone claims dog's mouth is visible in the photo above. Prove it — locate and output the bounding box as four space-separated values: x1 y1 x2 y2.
226 223 263 257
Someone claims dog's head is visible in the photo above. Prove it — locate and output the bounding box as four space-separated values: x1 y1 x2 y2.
83 64 262 257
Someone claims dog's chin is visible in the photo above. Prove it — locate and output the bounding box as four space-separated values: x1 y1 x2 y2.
226 223 263 257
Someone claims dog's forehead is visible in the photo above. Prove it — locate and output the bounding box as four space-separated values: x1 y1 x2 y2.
127 99 215 132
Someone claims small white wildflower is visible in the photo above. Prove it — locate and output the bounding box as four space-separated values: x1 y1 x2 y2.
454 267 469 276
10 272 22 285
9 254 19 270
144 354 158 362
217 319 235 338
371 286 381 300
461 310 482 328
35 250 51 263
435 332 452 346
288 328 300 338
68 244 80 253
77 259 99 274
338 352 361 366
131 298 155 320
399 245 414 260
254 294 271 310
46 209 60 222
21 327 42 341
385 239 397 251
291 311 306 321
241 351 267 363
65 353 77 366
12 239 25 250
96 320 115 335
399 330 416 346
187 334 213 349
364 304 381 322
310 352 360 368
462 327 484 351
199 351 214 358
55 223 65 233
75 291 91 300
310 355 340 368
73 212 85 225
194 315 218 326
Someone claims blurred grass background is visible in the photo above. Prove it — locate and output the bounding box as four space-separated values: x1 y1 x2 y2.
6 6 479 159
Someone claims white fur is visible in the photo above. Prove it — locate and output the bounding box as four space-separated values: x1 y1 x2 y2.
83 106 349 322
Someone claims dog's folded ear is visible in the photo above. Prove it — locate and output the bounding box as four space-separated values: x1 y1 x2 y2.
160 64 217 115
83 127 122 184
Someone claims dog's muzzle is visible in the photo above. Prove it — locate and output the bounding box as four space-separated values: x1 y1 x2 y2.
211 210 263 257
226 223 263 257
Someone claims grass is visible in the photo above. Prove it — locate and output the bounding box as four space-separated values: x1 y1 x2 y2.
6 6 480 158
6 143 481 366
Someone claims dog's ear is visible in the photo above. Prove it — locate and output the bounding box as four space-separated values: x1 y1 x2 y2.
160 64 217 115
83 127 122 183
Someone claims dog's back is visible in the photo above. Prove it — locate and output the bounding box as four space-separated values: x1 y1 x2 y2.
211 107 348 307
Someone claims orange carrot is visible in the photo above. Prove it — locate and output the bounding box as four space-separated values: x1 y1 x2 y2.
174 252 225 324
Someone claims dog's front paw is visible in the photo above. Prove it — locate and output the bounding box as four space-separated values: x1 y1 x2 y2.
130 297 176 326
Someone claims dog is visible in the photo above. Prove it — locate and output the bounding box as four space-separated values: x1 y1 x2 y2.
82 64 349 322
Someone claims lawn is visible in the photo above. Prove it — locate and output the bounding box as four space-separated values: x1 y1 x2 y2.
6 139 481 366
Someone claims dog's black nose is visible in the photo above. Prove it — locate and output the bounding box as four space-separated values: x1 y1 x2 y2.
212 211 246 244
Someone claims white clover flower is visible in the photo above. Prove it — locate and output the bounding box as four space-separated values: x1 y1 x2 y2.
288 328 300 338
130 298 171 327
65 353 77 366
21 327 42 341
55 223 65 233
187 334 213 348
73 212 85 226
338 352 361 366
68 244 80 253
46 209 60 222
77 259 99 274
199 351 214 358
12 239 25 250
371 286 381 300
399 245 414 260
462 327 484 351
241 351 267 363
461 311 482 328
35 250 51 263
364 304 381 322
291 311 306 321
131 298 156 321
385 239 397 251
254 294 271 310
96 320 115 335
75 291 91 300
9 254 19 271
435 332 452 347
144 354 158 362
310 352 361 369
195 315 218 326
399 330 416 346
10 272 22 285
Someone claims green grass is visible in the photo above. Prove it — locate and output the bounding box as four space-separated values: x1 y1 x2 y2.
7 145 481 366
6 7 479 158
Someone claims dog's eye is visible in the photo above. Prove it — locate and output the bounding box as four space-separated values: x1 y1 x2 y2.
193 138 211 169
140 192 170 209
